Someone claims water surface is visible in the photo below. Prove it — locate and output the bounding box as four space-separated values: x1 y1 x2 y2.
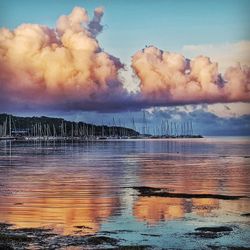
0 137 249 248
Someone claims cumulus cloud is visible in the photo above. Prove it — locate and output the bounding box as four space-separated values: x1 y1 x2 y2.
0 7 130 112
87 7 104 37
0 7 249 113
182 41 250 72
132 46 250 106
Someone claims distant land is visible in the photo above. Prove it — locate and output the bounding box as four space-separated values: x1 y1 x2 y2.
0 114 204 140
0 113 139 138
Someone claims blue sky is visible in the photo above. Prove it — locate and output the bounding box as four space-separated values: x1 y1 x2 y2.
1 0 250 64
0 0 250 135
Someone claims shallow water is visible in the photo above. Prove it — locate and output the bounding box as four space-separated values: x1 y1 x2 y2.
0 137 250 249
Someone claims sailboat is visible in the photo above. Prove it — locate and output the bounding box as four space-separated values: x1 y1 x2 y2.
98 122 107 140
0 116 15 140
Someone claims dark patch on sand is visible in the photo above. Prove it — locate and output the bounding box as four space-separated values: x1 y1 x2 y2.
208 246 250 250
188 226 233 239
241 213 250 217
0 233 31 242
195 226 233 233
0 224 33 249
86 236 119 245
0 223 13 229
0 222 125 249
116 229 135 233
12 227 52 233
74 225 93 230
188 232 222 239
99 230 119 235
114 246 152 250
141 233 161 237
132 186 246 200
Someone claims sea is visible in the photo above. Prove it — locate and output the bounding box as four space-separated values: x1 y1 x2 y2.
0 137 249 249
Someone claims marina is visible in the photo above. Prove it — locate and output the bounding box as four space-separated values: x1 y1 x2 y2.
0 114 202 141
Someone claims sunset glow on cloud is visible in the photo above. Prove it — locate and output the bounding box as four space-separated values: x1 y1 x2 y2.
132 46 250 105
0 6 249 112
0 7 128 111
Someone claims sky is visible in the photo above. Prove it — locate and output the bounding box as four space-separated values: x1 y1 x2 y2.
0 0 250 135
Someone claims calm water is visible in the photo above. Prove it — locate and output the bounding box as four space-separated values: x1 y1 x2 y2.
0 137 250 248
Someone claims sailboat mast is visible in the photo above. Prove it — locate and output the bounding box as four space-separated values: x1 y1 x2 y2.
9 115 11 137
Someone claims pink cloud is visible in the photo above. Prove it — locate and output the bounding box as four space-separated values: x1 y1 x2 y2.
0 8 249 113
132 46 250 105
0 7 128 111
